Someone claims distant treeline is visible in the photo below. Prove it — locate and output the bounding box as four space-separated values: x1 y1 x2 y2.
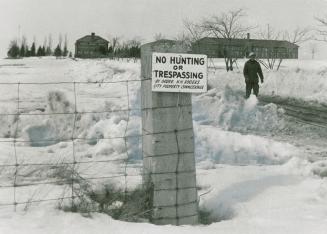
106 37 141 59
7 34 72 59
108 45 140 59
7 35 141 59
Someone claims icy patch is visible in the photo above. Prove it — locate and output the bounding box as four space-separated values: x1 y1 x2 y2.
25 124 60 147
23 115 74 147
23 91 74 146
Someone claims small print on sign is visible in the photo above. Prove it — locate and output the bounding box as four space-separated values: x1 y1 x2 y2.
152 52 207 93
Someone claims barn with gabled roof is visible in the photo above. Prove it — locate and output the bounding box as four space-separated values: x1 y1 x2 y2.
75 33 109 58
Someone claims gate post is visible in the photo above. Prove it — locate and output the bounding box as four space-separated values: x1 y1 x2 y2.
141 40 198 225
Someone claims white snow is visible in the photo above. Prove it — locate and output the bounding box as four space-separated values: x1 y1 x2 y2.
1 165 327 234
208 58 327 104
195 124 297 165
0 57 327 234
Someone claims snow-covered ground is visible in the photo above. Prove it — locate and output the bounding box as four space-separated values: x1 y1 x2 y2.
208 59 327 104
0 57 327 234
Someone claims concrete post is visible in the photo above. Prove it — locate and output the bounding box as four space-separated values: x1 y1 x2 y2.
141 40 198 225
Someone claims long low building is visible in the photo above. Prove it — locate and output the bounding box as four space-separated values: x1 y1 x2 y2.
192 36 299 59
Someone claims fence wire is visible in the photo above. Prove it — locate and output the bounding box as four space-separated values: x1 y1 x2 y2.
0 80 145 211
0 79 202 220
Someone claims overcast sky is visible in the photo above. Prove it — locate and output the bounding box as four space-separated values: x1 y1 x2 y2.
1 0 327 58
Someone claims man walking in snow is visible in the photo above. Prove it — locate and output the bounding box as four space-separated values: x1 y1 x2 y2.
243 52 264 98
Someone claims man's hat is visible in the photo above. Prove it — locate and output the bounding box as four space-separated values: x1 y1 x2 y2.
249 52 256 57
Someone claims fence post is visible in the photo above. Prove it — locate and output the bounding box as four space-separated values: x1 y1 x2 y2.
141 40 199 225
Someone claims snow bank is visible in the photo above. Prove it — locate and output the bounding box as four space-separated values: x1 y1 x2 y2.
195 124 297 165
193 86 285 133
1 165 327 234
310 160 327 178
192 85 294 165
1 57 326 234
0 58 296 166
208 58 327 104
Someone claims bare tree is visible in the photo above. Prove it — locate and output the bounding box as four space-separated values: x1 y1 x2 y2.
154 33 165 41
178 19 206 49
46 34 53 56
256 25 312 69
202 9 253 38
174 19 207 51
315 16 327 42
174 32 191 46
257 24 281 40
106 35 121 59
63 34 68 57
257 24 283 70
58 34 63 48
127 36 142 47
108 36 120 53
112 37 120 50
126 37 142 62
201 8 254 71
43 36 47 50
20 36 28 55
48 34 52 49
283 26 312 44
183 19 205 42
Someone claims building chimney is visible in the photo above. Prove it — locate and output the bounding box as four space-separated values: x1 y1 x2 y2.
247 33 250 40
91 32 95 38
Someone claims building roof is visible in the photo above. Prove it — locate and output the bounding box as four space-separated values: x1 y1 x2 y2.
195 37 299 48
76 33 109 44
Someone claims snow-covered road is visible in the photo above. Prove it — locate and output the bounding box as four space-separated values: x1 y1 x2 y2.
259 95 327 128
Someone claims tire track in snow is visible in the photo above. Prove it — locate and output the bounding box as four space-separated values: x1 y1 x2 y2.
259 95 327 129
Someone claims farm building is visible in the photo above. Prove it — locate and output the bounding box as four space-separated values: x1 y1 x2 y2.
192 35 299 59
75 33 109 58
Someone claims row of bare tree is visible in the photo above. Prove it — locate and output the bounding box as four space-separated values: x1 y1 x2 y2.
174 8 327 71
8 9 327 66
104 36 141 61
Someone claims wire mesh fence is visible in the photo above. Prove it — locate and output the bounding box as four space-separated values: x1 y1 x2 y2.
0 78 201 223
0 80 145 212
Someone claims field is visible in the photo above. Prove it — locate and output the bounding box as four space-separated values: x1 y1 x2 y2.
0 57 327 234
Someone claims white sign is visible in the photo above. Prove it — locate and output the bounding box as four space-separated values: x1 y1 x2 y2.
152 52 207 93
